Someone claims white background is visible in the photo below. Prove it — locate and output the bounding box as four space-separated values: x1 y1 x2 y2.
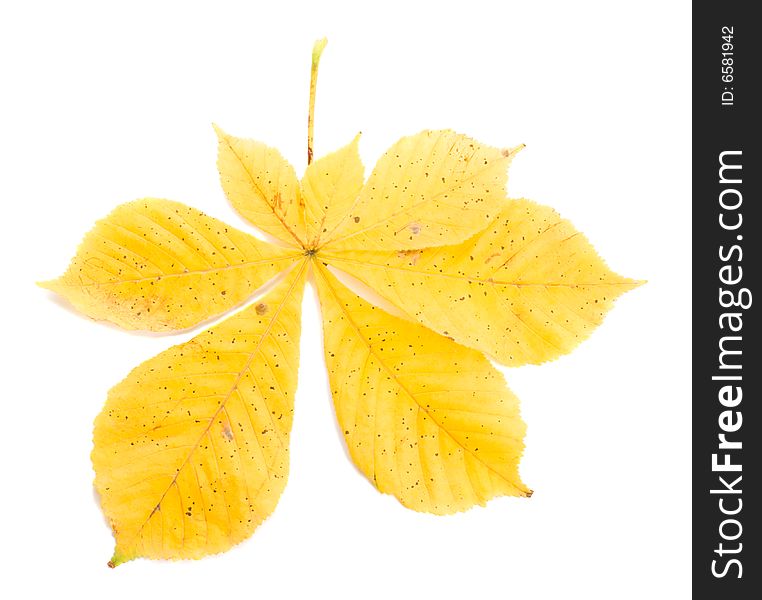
0 1 691 598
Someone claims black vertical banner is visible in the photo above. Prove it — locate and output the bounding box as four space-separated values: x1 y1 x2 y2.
694 2 760 597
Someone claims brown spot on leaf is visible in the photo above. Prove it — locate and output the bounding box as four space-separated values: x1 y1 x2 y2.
255 303 268 315
396 249 422 265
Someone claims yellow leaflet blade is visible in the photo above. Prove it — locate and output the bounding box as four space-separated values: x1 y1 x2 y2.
215 125 307 248
323 198 642 366
93 262 307 565
322 130 519 251
315 264 529 515
39 199 300 332
301 134 364 248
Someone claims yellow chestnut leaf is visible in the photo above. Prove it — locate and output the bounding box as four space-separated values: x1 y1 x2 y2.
300 134 364 248
323 130 523 251
215 125 307 248
315 264 529 513
93 262 306 565
39 199 300 332
322 198 642 366
41 39 641 567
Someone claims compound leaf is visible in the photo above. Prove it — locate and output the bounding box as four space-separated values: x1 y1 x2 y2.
43 86 641 564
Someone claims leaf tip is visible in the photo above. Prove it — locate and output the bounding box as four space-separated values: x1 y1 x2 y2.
211 122 227 140
502 143 526 160
36 278 59 292
620 277 647 292
108 548 131 568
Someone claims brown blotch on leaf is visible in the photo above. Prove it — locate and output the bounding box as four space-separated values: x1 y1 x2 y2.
397 249 422 265
255 303 268 315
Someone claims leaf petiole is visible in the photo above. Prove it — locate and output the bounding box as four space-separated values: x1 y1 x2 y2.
307 37 327 166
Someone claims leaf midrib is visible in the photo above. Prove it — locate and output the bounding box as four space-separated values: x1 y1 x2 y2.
58 255 299 288
322 253 634 287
